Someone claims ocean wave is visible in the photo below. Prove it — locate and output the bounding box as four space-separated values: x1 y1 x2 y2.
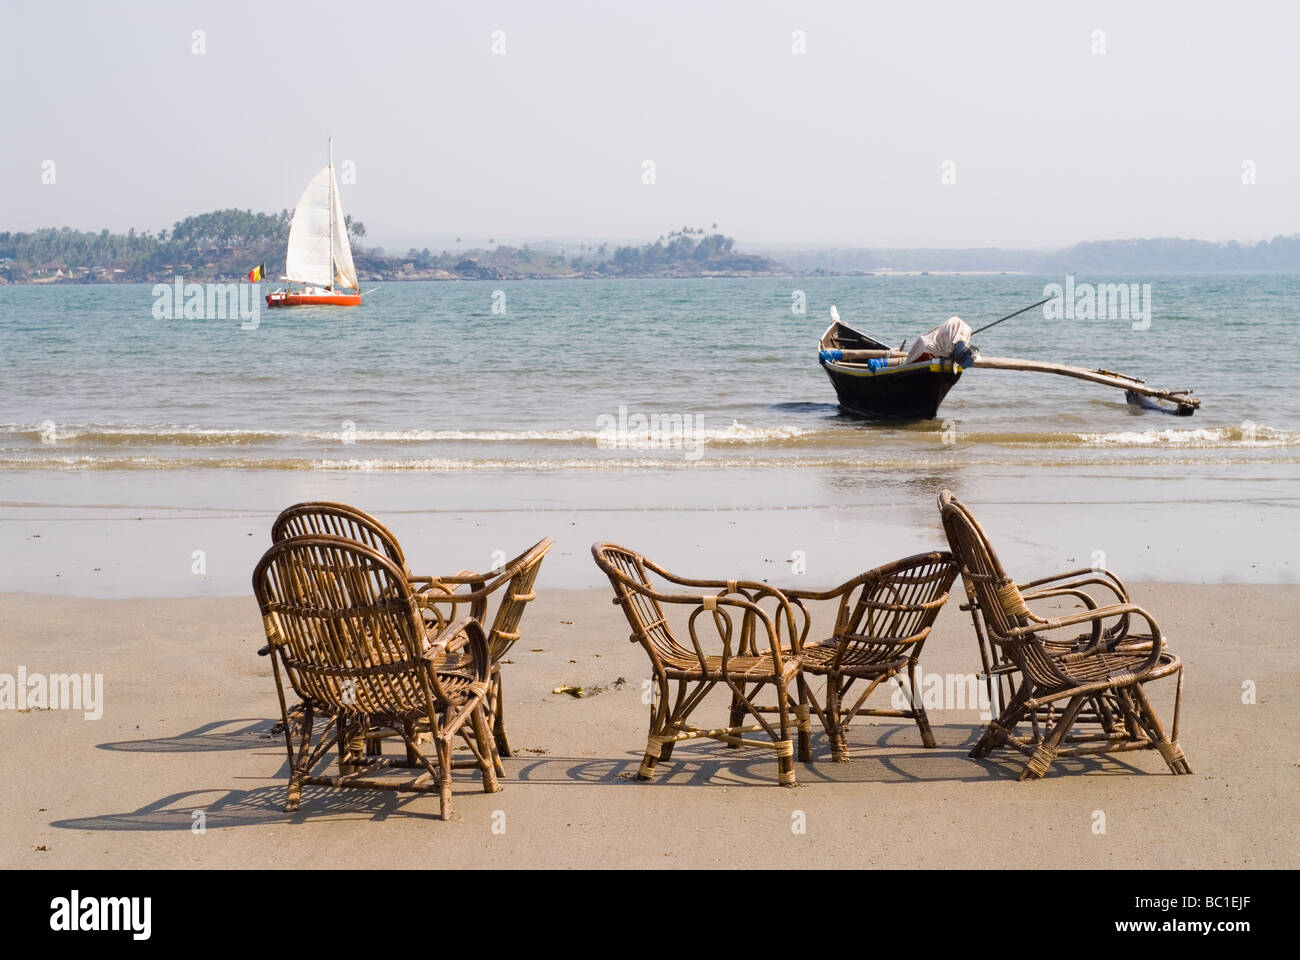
2 452 1297 472
3 421 1296 454
0 421 828 448
1073 425 1298 447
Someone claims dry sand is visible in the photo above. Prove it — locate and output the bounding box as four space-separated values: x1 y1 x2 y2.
2 584 1296 869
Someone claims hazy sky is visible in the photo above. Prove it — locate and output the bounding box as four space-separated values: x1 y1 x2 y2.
2 0 1296 249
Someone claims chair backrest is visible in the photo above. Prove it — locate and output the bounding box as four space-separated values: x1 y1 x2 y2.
252 535 434 717
272 502 407 570
483 537 553 662
837 551 958 642
936 490 1030 643
590 542 694 669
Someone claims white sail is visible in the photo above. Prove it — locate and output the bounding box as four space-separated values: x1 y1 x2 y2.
329 165 358 291
284 165 333 287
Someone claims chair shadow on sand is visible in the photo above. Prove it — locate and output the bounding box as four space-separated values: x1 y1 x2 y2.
513 721 1153 787
55 715 1159 834
96 718 283 753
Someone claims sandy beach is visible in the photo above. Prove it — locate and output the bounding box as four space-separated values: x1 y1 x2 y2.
3 581 1295 870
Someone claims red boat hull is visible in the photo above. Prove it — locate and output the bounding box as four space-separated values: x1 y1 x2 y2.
266 290 361 308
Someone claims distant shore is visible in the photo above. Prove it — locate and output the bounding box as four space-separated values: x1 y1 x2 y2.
5 210 1297 286
0 268 1035 286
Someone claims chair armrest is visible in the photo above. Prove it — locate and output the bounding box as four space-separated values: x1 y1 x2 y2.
1019 581 1131 644
1002 602 1164 682
1018 567 1130 603
412 571 495 621
1003 601 1156 637
1014 587 1102 650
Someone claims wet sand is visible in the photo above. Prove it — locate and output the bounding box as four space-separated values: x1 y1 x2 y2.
3 465 1297 598
2 583 1295 869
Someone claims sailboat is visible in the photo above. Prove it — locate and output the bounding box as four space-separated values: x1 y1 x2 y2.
265 139 361 307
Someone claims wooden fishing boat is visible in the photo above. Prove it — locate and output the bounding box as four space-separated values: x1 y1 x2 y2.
266 139 362 309
818 307 1200 420
818 319 960 420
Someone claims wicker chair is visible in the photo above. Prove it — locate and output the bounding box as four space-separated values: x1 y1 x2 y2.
591 542 809 787
936 491 1191 779
782 552 958 762
252 535 502 819
271 502 552 756
937 491 1158 734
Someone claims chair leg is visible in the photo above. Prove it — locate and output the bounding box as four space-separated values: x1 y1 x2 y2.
1020 695 1086 781
337 717 353 775
436 736 454 820
727 684 746 749
285 771 304 813
284 703 314 813
775 679 797 787
638 735 664 780
492 674 512 759
795 676 813 763
972 684 1029 759
638 679 671 781
403 720 420 766
907 661 937 748
1130 681 1193 775
825 675 849 763
471 704 503 793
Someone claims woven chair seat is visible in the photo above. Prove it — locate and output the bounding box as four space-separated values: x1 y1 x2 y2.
662 652 790 681
799 636 911 672
1050 646 1181 686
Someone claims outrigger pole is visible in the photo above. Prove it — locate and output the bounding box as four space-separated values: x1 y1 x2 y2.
968 355 1199 414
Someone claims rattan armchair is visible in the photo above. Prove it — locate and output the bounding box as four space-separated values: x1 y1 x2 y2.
937 491 1191 779
252 535 502 819
782 552 958 761
591 542 810 787
271 502 551 756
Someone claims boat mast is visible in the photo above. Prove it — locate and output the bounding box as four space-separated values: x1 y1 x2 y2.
327 137 334 292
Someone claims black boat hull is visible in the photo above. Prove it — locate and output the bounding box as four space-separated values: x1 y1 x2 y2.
821 360 962 420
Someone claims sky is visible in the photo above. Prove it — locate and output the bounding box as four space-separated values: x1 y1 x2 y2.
1 0 1296 250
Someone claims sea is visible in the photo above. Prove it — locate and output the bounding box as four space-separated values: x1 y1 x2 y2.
2 274 1297 594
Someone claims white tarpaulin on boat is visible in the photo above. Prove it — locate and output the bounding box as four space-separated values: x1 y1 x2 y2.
284 165 333 287
906 316 972 364
329 165 358 291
